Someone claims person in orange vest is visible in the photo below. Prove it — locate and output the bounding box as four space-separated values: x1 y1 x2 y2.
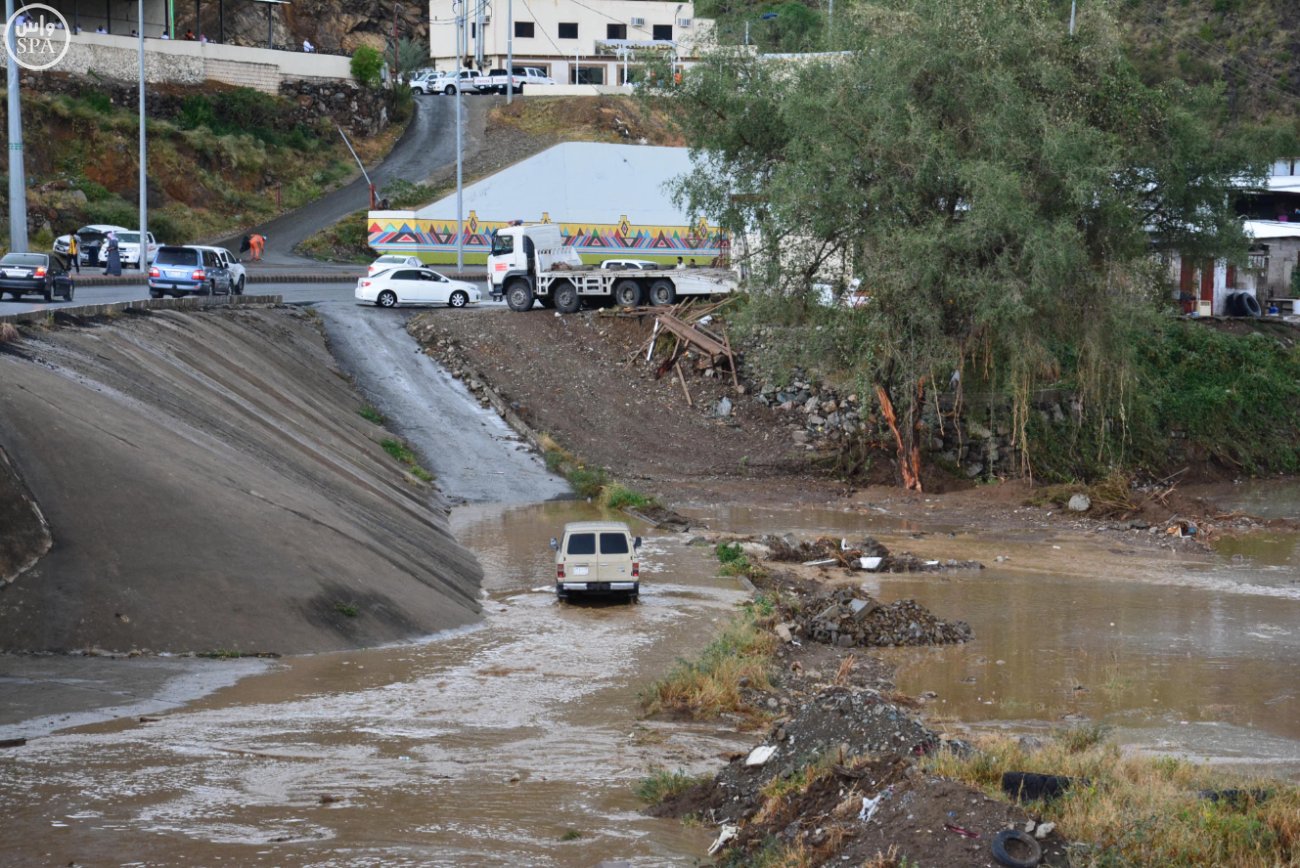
249 233 265 261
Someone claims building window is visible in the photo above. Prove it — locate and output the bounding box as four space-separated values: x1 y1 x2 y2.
470 22 476 38
652 24 672 40
514 21 534 38
573 65 605 84
606 23 626 39
558 21 578 39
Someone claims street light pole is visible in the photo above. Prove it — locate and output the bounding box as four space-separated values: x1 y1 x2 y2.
139 0 147 270
455 0 464 270
6 0 29 252
392 2 401 77
1069 0 1076 36
505 0 513 105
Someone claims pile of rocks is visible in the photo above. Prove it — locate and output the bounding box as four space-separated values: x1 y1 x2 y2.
750 373 865 452
795 588 973 648
762 534 981 574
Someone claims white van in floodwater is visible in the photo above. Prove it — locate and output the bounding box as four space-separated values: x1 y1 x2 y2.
550 521 642 602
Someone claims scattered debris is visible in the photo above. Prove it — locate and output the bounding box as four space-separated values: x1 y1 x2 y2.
796 587 973 648
745 745 778 767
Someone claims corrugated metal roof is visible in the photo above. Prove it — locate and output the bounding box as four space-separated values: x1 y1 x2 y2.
414 142 696 226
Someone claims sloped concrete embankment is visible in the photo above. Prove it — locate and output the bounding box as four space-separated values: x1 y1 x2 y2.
0 307 482 654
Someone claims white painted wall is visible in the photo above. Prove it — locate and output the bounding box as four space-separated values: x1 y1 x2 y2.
26 32 352 92
427 0 711 83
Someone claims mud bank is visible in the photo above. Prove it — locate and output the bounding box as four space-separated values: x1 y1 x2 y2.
0 306 482 654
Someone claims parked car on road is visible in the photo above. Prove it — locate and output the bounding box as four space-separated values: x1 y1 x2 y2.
355 267 481 308
368 254 423 276
0 252 75 302
550 521 642 601
599 259 661 271
97 230 159 270
147 245 234 297
409 70 451 94
194 246 246 294
54 223 129 267
512 66 557 86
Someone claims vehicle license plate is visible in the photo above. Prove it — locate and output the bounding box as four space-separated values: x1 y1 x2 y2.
573 566 589 576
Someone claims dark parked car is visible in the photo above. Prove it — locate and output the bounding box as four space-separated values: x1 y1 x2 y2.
147 246 233 297
0 252 75 302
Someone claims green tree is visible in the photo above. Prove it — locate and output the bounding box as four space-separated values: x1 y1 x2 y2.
392 36 429 80
662 0 1275 488
351 45 384 88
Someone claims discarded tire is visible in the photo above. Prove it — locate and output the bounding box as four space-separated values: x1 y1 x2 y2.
1001 771 1078 802
1239 292 1262 317
991 828 1042 868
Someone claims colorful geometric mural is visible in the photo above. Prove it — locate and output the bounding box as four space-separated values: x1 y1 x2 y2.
367 211 728 265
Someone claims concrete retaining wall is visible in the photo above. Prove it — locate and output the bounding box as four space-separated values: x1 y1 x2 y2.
31 33 352 93
0 295 283 325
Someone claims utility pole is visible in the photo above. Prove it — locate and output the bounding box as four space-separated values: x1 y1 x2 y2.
505 0 513 104
1069 0 1076 36
139 0 147 271
455 0 464 270
474 0 483 69
6 0 28 252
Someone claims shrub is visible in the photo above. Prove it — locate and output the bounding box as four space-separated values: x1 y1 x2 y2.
351 46 384 88
642 607 777 719
635 768 707 804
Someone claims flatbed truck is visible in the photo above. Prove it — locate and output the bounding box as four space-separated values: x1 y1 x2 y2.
487 223 737 312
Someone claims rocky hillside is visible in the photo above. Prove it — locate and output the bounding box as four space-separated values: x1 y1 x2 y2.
179 0 427 54
1 72 403 248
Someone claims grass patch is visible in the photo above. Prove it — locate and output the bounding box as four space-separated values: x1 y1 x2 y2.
715 541 768 580
634 767 708 804
559 829 582 841
922 732 1300 867
599 482 656 511
333 602 359 618
536 431 648 505
641 603 778 720
380 437 435 482
358 405 385 425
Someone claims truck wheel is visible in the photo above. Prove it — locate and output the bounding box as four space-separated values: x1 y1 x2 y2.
444 84 457 95
614 279 644 308
505 280 535 312
649 279 677 306
552 280 581 314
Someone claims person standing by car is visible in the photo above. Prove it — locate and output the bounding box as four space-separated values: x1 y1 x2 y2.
103 231 122 276
66 233 80 273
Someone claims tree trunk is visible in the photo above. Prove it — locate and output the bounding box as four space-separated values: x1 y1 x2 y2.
876 382 923 492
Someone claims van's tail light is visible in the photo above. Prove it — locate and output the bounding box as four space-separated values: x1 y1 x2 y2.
148 267 160 278
34 266 46 277
191 269 206 280
556 564 565 579
632 562 640 578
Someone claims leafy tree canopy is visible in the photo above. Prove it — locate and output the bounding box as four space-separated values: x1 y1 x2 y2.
351 45 384 88
660 0 1284 486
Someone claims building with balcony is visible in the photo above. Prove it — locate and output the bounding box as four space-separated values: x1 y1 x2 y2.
427 0 711 84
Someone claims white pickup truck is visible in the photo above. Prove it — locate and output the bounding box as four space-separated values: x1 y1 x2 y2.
437 68 524 95
488 223 737 312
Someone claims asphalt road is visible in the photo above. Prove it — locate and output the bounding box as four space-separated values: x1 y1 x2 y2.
213 96 475 265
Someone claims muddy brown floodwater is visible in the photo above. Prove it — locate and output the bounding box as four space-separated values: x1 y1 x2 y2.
686 491 1300 781
0 500 755 867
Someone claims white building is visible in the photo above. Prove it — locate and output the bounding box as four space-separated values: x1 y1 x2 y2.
427 0 711 84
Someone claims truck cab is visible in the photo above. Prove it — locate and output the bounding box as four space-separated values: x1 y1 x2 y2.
488 223 584 304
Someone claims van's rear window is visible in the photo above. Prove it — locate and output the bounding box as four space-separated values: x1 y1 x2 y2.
155 248 199 265
599 533 629 554
566 533 596 555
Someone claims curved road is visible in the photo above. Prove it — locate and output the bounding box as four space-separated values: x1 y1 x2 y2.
215 95 487 265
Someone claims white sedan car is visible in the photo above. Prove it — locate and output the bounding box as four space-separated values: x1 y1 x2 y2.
357 267 482 309
368 254 423 276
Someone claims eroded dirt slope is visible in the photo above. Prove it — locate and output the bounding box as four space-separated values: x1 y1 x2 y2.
0 307 482 654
